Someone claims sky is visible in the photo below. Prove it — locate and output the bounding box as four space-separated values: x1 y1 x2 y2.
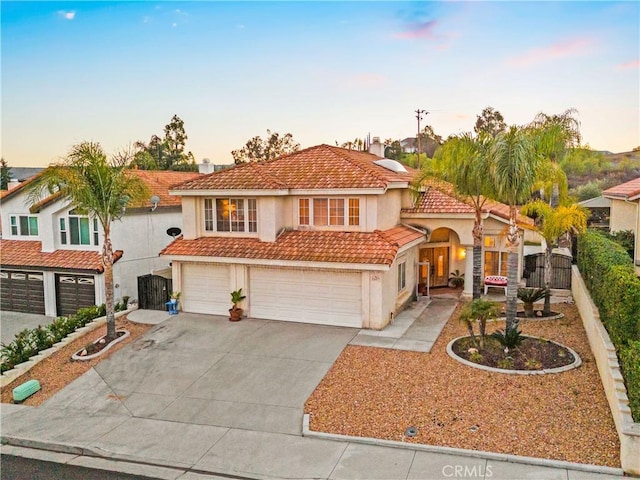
2 1 639 168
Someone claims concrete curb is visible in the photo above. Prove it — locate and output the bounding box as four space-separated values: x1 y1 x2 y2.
1 309 133 388
302 414 624 476
445 335 582 375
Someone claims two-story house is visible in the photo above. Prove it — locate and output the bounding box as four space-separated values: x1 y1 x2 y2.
0 170 201 316
602 177 640 275
161 143 529 329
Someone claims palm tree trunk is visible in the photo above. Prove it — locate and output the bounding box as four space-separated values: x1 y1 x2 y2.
102 234 117 342
543 243 552 316
472 210 483 300
505 207 520 331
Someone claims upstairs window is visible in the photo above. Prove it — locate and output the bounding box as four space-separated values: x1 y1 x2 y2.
10 215 38 236
299 198 360 227
60 210 99 246
205 198 257 233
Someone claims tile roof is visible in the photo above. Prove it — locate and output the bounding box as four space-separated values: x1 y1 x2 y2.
602 177 640 200
7 169 201 212
173 144 416 192
160 226 426 266
0 240 123 272
403 180 533 225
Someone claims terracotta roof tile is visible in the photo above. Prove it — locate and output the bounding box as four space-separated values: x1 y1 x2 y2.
602 177 640 200
160 226 425 266
0 240 121 272
127 170 202 208
173 145 416 192
403 180 533 225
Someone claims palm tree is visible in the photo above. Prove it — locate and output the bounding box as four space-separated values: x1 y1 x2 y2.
489 126 543 331
415 133 495 299
25 142 149 341
520 200 587 315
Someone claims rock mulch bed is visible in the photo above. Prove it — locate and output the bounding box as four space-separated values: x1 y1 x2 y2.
305 303 621 467
0 317 150 407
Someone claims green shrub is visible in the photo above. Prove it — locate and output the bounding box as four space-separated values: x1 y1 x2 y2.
578 229 640 422
1 303 112 373
491 326 524 350
620 341 640 422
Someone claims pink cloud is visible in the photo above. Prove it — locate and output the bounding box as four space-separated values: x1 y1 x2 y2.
394 20 438 40
508 37 592 67
617 59 640 70
347 73 388 88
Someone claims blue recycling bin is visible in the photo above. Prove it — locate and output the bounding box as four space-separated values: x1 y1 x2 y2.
166 300 179 315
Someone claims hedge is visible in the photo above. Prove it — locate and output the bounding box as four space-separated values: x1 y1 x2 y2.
0 302 128 374
578 230 640 421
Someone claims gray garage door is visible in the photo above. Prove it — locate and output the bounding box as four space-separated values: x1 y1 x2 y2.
0 270 46 315
56 274 96 317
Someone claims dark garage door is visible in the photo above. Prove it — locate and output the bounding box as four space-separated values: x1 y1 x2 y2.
56 274 96 317
0 270 46 314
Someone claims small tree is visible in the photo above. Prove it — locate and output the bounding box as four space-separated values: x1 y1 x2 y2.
0 158 11 190
474 106 507 137
459 299 502 349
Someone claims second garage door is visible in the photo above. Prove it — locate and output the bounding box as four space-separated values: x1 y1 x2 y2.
250 268 362 328
181 263 230 315
0 270 46 315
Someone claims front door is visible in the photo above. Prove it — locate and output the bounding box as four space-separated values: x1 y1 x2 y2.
421 247 450 288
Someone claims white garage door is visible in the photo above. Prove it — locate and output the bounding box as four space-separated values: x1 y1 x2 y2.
181 263 230 315
250 268 362 328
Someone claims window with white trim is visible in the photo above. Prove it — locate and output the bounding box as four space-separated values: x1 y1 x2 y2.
10 215 38 236
60 210 99 246
483 235 507 277
298 198 359 226
398 260 406 292
205 198 257 233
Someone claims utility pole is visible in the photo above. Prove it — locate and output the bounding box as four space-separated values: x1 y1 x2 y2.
415 109 429 170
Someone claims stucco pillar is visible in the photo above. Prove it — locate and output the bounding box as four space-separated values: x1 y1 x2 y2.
463 245 473 298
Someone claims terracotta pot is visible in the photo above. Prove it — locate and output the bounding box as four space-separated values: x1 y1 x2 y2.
229 307 243 322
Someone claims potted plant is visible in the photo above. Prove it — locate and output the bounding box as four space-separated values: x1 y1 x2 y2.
229 288 246 322
517 287 547 318
448 270 465 289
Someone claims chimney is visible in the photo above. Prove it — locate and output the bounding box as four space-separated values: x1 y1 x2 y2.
198 158 215 174
368 137 385 158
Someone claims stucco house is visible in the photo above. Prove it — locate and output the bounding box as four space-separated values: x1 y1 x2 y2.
0 170 201 316
602 177 640 274
161 142 530 329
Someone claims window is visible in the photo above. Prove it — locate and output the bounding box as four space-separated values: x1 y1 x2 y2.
205 198 257 233
299 199 310 225
398 261 407 292
60 210 98 246
484 251 508 277
10 215 38 236
299 198 360 227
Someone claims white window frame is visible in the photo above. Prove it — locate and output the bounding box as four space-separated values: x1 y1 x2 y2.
298 197 360 227
10 215 39 237
398 260 407 292
60 210 99 246
204 198 257 233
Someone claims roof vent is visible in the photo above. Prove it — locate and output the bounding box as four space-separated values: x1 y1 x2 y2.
374 159 408 173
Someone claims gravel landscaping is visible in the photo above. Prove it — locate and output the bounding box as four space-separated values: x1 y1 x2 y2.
305 302 621 467
0 317 151 407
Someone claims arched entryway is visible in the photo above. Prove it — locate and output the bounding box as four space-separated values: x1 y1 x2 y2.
419 227 459 289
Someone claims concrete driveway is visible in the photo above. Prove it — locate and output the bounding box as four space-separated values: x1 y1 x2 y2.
0 311 56 345
42 313 359 435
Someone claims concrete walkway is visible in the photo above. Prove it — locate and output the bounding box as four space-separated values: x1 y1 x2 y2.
0 301 625 480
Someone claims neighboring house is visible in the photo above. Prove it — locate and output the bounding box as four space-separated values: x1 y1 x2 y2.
602 177 640 274
578 195 611 229
161 144 532 329
0 170 201 316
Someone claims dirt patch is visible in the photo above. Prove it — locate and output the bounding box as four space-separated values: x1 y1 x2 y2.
1 317 151 407
305 303 621 467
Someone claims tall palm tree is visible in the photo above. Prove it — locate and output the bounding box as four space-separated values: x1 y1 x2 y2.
415 133 495 299
520 200 587 315
26 142 149 341
489 126 543 331
528 109 580 206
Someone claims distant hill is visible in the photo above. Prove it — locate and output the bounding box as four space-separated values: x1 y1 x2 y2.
8 167 44 182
